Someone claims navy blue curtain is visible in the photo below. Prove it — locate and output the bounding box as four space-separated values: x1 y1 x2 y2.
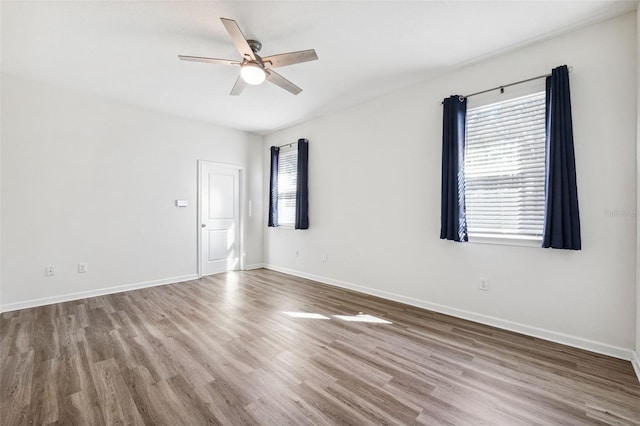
268 146 279 227
543 65 581 249
295 139 309 229
440 95 468 242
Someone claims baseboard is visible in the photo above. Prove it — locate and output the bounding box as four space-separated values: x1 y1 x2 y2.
266 264 633 362
244 263 266 271
632 351 640 384
0 274 199 313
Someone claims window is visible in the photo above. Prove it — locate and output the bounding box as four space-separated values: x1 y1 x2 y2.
277 147 298 227
441 66 579 248
464 91 546 242
268 139 309 229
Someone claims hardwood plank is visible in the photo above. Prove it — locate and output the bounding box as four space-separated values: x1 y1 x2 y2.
203 375 259 425
90 358 144 425
0 351 34 425
30 358 60 424
1 269 639 425
69 389 106 426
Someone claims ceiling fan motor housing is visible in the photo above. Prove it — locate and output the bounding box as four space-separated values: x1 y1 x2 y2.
247 40 262 54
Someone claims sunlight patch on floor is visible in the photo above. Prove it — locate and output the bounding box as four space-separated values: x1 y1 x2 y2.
282 311 330 320
333 314 392 324
282 311 392 324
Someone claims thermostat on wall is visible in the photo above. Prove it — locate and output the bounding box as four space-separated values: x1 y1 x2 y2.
175 200 188 207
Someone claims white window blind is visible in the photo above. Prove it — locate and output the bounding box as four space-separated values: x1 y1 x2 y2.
277 148 298 226
464 91 546 241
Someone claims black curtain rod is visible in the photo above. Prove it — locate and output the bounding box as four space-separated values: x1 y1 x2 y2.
272 140 308 149
446 66 573 102
275 142 295 149
266 143 294 150
463 73 550 98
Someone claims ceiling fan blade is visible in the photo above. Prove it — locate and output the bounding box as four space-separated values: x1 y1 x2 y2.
230 75 247 96
266 70 302 95
220 18 256 61
262 49 318 68
178 55 240 66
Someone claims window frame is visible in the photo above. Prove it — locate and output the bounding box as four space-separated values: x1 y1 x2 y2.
275 145 298 228
463 84 547 247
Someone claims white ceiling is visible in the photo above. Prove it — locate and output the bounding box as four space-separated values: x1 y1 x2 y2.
2 1 637 134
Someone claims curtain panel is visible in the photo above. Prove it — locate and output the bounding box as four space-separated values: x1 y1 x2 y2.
295 139 309 229
543 65 581 250
440 95 468 242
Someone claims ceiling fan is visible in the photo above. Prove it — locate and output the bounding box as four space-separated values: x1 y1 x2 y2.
178 18 318 96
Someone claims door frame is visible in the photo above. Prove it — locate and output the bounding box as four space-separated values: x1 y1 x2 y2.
197 160 245 278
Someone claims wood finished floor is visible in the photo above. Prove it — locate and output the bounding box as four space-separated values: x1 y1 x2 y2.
1 269 639 425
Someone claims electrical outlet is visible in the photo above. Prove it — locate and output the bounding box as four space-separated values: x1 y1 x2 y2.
322 253 328 262
45 266 55 277
78 263 88 273
479 278 490 291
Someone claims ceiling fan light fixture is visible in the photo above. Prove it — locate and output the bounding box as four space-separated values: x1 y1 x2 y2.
240 62 266 85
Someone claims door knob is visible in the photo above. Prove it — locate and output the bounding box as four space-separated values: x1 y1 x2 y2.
201 224 206 228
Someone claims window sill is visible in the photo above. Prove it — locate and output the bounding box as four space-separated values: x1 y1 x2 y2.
467 234 542 248
272 224 295 229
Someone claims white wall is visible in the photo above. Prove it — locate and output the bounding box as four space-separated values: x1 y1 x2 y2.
1 74 263 311
635 6 640 375
264 13 637 357
0 3 3 312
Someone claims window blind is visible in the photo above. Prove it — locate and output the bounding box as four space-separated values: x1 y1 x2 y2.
277 148 298 226
464 92 546 240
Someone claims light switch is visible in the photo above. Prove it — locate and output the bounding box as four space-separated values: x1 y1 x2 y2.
175 200 188 207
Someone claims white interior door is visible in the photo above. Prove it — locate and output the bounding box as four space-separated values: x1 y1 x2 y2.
200 163 240 276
